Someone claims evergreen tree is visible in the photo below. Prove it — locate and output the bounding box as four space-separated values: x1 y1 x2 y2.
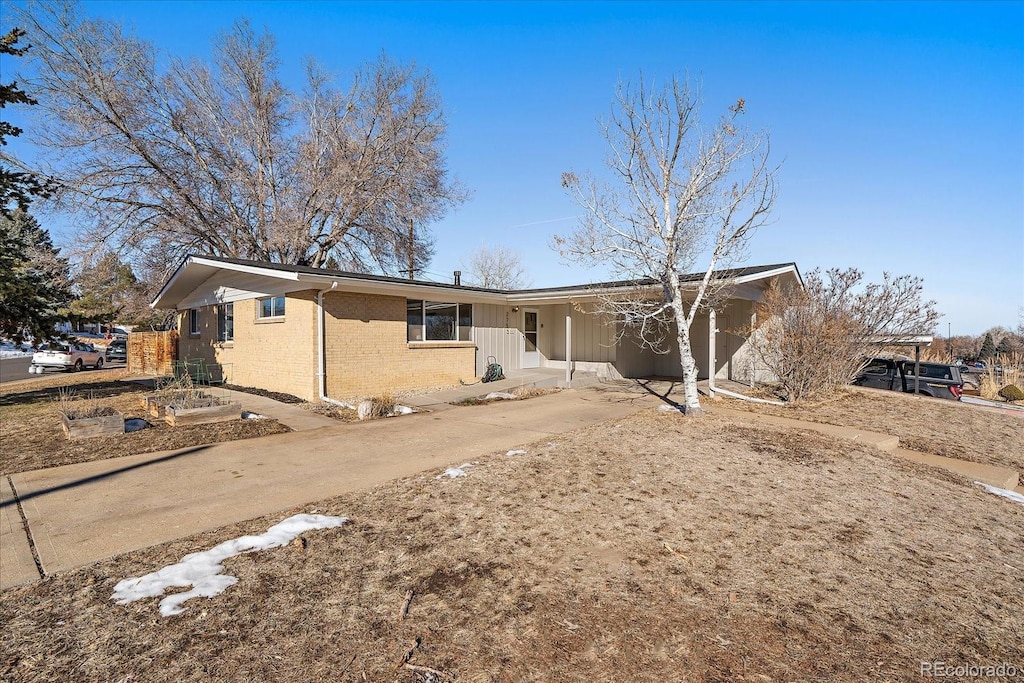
1 28 51 217
0 209 71 343
979 332 997 359
995 335 1017 355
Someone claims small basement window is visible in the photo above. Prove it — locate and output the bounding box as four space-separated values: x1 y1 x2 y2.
407 300 472 342
258 295 285 319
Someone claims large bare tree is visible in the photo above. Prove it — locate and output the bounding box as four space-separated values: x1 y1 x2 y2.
7 2 463 276
463 243 531 289
557 77 776 415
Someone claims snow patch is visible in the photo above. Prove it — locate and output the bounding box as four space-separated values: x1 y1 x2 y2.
484 392 517 401
394 405 414 415
657 404 683 413
242 411 266 420
437 463 473 479
112 513 347 617
975 482 1024 507
506 449 527 456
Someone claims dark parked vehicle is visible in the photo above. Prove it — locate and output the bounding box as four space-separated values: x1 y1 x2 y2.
853 358 964 401
105 339 127 362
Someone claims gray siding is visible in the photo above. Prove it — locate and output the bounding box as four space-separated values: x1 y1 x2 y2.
473 304 520 375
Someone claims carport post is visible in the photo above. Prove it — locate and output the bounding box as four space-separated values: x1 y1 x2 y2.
708 309 716 398
914 344 921 395
565 314 572 385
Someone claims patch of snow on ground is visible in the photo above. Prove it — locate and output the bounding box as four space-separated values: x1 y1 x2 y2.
484 392 517 401
657 404 683 413
112 513 347 617
124 418 149 432
506 449 527 456
241 411 266 420
976 482 1024 506
394 405 414 415
437 463 473 479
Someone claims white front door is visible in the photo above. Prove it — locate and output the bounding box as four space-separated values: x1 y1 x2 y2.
522 309 540 368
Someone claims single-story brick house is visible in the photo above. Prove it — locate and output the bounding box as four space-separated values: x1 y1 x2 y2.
151 255 801 401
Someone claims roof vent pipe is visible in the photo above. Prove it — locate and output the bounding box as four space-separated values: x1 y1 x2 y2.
454 270 461 286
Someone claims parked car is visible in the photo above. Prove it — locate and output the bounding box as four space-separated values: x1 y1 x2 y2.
853 358 964 401
30 342 105 373
105 339 127 363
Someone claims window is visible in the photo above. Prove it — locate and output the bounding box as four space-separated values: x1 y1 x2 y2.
863 359 890 375
407 300 472 342
188 309 200 335
217 303 234 342
258 295 285 319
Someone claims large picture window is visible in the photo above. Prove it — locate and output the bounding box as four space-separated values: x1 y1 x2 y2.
407 300 472 342
258 295 285 319
217 303 234 342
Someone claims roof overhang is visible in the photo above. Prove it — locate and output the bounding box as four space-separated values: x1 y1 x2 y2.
151 256 509 310
507 263 804 306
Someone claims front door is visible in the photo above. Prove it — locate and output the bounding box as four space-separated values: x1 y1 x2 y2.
522 309 540 368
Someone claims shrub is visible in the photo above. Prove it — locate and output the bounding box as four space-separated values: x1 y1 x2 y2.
998 384 1024 403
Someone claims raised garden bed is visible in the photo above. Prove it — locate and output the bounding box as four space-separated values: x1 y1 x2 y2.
62 408 125 440
165 399 242 427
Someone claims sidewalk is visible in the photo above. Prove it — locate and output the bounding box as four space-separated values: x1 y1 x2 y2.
3 387 652 588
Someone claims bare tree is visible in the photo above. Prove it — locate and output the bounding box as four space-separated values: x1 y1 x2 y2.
8 2 464 277
463 243 531 289
556 77 776 415
746 268 940 401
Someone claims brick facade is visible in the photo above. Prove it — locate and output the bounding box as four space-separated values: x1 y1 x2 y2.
178 289 476 401
323 291 476 398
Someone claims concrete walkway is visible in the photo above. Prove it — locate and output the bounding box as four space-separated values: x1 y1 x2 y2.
214 387 338 431
400 368 568 411
711 406 1020 491
3 380 1020 590
2 387 652 588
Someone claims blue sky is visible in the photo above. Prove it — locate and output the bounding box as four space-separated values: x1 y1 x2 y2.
6 1 1023 334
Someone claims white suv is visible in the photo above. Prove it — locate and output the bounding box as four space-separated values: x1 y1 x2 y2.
30 342 105 373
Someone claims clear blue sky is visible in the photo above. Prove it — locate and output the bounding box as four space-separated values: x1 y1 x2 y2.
7 1 1023 335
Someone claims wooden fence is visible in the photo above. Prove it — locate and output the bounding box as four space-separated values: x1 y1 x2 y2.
127 330 178 376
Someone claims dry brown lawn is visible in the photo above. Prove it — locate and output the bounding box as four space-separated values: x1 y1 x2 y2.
2 398 1021 682
0 371 291 475
718 386 1024 473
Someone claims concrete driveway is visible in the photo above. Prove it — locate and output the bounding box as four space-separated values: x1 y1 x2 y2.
2 388 653 588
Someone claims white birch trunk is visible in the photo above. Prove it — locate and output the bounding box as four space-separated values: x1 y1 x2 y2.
668 272 704 415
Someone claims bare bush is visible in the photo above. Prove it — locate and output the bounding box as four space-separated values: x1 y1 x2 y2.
746 268 940 401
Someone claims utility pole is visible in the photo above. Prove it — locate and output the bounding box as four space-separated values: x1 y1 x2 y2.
948 322 952 363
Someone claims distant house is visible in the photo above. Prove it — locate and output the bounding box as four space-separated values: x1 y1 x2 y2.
151 255 801 401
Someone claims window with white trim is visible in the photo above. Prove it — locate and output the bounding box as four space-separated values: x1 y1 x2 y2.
406 300 472 342
188 309 200 335
258 295 285 319
217 303 234 342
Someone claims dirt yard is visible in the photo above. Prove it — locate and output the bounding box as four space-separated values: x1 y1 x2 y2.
718 386 1024 473
1 396 1021 682
0 371 291 475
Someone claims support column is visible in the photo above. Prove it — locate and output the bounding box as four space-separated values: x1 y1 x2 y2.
565 314 572 385
708 309 717 398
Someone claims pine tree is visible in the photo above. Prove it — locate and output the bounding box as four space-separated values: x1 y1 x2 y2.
0 210 72 343
979 332 996 359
